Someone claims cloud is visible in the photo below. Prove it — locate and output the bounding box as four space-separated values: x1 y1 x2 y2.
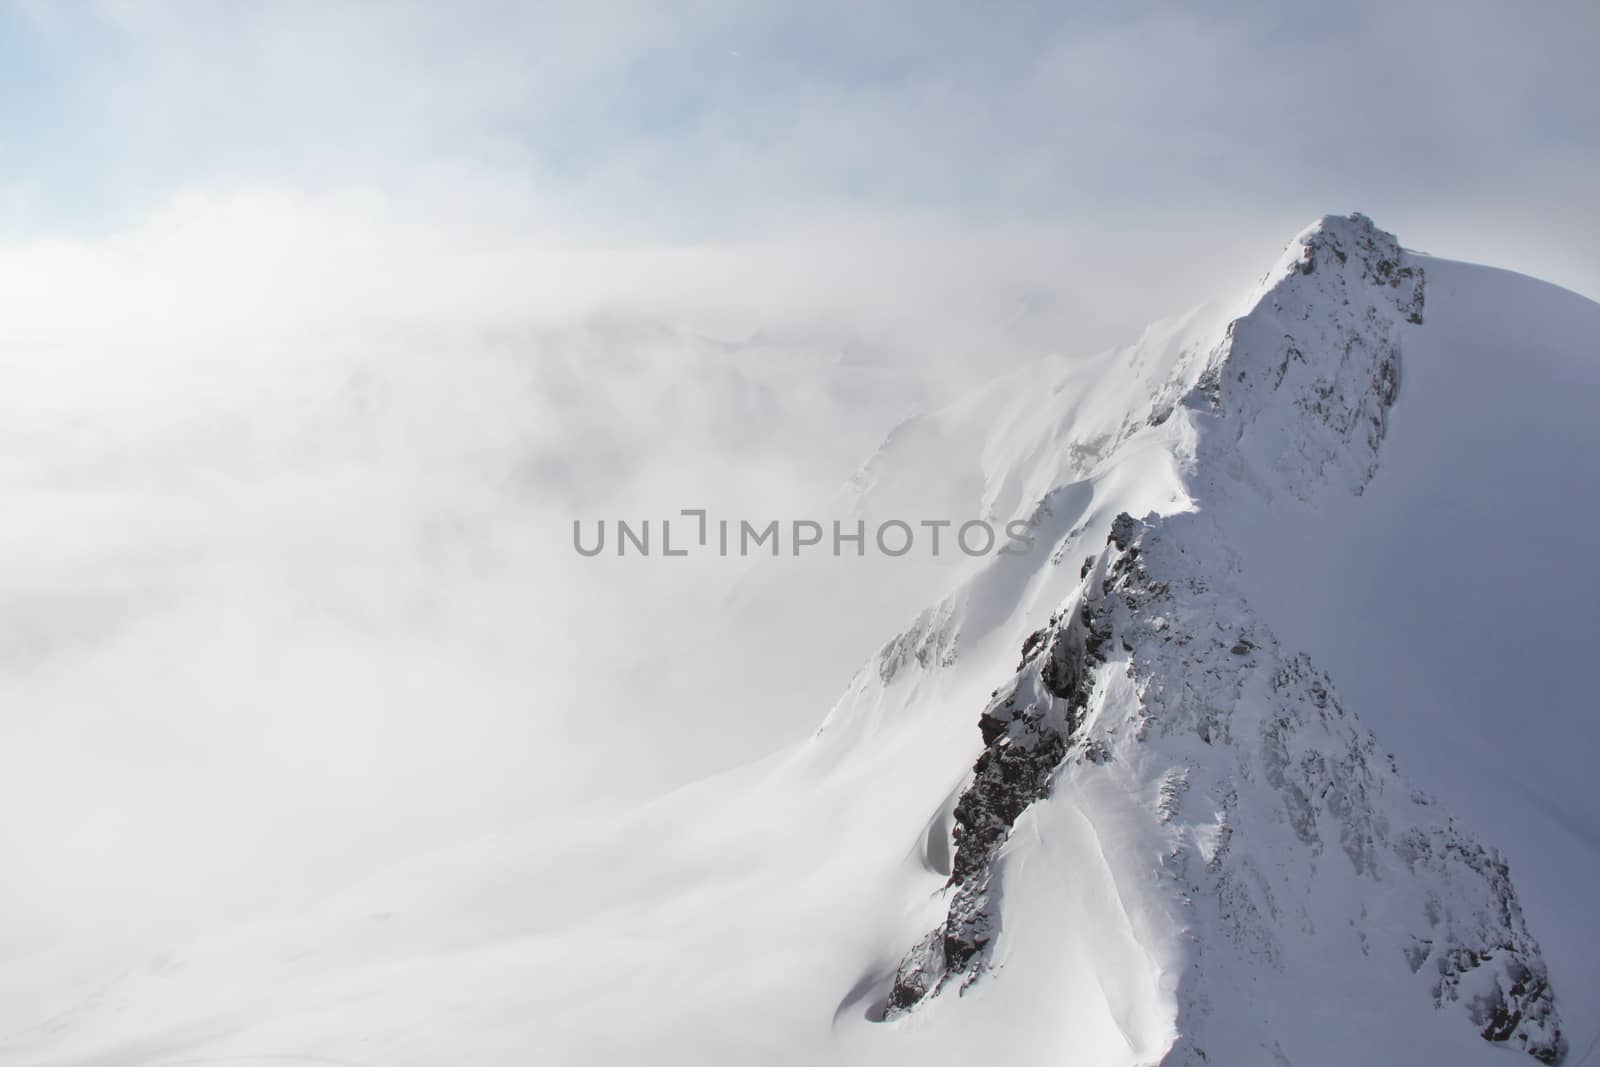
3 1 1594 285
1 0 1597 1025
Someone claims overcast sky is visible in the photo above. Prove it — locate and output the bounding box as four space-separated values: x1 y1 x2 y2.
2 0 1597 330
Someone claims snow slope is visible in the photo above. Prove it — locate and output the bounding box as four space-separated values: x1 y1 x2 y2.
7 216 1598 1067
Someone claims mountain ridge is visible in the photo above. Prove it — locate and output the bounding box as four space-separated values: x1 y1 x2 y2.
12 214 1598 1067
867 214 1565 1063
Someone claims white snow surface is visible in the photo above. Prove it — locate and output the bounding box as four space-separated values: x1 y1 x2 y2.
8 215 1599 1067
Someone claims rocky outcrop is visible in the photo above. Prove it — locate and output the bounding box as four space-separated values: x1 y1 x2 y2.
1191 212 1424 500
884 510 1566 1063
878 602 960 685
1105 515 1565 1065
885 579 1110 1013
877 216 1563 1062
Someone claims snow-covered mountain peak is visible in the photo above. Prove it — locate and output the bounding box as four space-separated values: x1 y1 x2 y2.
855 213 1579 1064
1186 212 1424 501
13 216 1598 1067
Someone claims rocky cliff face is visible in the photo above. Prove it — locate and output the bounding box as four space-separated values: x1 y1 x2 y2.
879 216 1566 1064
885 577 1110 1014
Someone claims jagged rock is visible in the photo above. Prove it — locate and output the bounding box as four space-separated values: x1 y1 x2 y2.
878 602 961 684
887 576 1110 1012
880 217 1564 1064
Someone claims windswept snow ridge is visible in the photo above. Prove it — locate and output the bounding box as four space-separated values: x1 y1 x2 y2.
12 215 1597 1067
889 510 1565 1063
879 216 1566 1063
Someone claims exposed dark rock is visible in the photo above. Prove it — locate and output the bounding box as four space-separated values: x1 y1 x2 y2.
885 509 1565 1063
879 219 1558 1065
885 570 1112 1014
1109 511 1139 551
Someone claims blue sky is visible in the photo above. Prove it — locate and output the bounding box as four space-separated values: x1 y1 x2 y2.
1 0 1597 332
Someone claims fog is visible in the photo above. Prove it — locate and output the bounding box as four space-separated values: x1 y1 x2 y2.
4 0 1597 1037
2 189 1213 1010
